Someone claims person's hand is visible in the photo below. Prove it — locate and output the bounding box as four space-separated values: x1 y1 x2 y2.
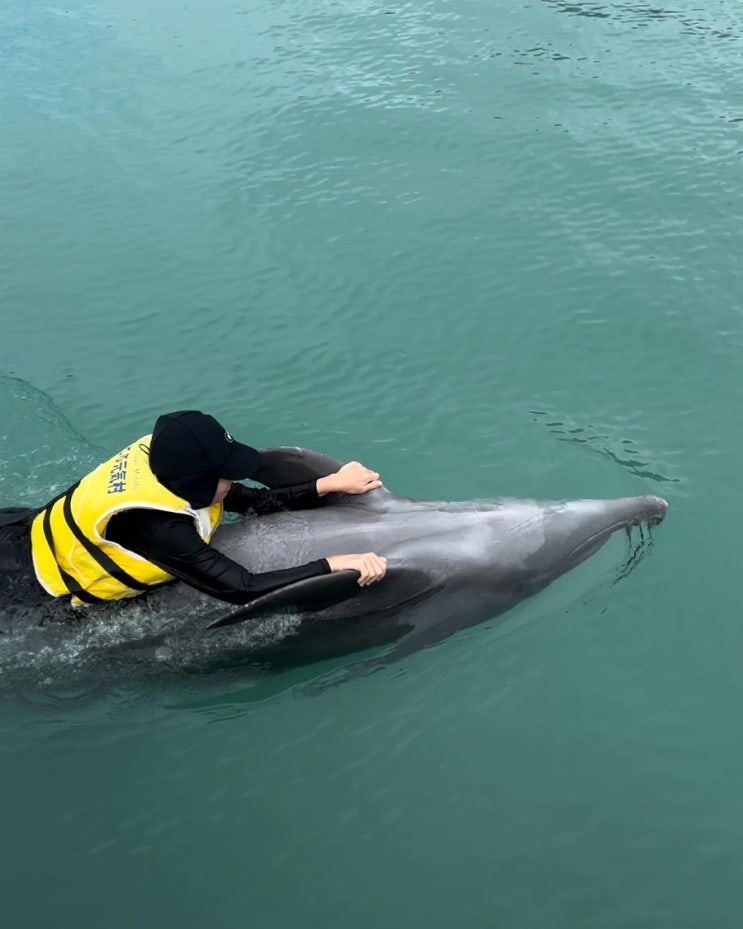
326 553 388 587
317 461 382 496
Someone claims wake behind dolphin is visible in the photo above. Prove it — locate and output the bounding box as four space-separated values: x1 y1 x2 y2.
0 442 668 691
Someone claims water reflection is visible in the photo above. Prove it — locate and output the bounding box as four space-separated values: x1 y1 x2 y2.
542 0 740 39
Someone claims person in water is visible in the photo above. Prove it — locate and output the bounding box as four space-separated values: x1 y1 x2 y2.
0 410 388 609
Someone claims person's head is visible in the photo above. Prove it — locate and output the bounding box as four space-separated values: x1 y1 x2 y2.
148 410 260 508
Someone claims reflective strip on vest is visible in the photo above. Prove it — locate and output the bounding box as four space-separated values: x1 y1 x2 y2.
30 435 223 604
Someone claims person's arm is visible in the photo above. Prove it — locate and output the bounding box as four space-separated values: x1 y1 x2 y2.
225 461 383 515
223 481 323 516
107 509 329 605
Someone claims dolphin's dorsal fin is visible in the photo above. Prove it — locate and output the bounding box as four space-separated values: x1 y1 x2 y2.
253 447 411 511
253 447 344 486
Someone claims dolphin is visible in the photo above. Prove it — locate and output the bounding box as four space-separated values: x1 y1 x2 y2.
0 447 668 685
134 447 669 672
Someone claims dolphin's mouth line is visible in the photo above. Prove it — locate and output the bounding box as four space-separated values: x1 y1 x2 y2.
562 513 656 567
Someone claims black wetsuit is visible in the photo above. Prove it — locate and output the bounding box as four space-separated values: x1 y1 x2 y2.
0 482 330 608
0 508 44 606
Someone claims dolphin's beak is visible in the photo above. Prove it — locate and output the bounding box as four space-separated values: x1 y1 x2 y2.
536 495 669 577
616 495 668 527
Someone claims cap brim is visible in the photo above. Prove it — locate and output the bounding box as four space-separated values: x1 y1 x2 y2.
220 443 261 480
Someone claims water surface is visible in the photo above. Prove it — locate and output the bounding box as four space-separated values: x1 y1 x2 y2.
3 1 743 926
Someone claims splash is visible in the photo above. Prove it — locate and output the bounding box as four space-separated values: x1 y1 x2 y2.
0 375 102 505
0 587 305 694
613 523 655 585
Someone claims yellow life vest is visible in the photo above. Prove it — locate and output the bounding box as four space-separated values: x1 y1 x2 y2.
30 435 224 605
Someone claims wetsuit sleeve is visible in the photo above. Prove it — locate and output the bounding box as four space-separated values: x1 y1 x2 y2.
106 510 330 605
223 480 324 515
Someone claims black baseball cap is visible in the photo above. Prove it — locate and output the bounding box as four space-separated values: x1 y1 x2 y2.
149 410 260 508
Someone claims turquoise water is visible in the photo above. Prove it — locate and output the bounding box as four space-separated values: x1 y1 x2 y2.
3 0 743 925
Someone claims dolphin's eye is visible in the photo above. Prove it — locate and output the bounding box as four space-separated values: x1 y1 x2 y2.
515 584 527 594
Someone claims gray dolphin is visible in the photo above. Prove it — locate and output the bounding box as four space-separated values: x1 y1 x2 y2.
138 446 669 672
0 447 668 685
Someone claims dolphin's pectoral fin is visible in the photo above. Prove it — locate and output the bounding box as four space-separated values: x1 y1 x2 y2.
254 447 412 511
205 570 361 629
355 628 445 671
327 596 462 682
312 621 452 691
